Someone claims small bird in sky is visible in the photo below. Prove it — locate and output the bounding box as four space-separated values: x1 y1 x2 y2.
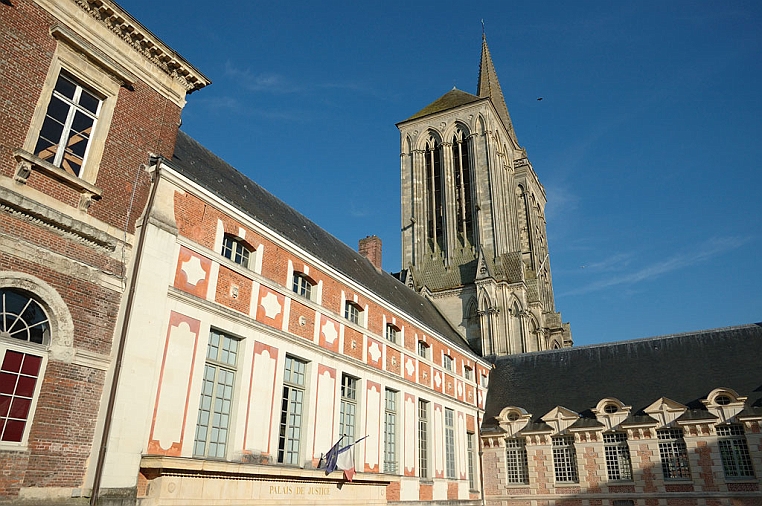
537 97 543 101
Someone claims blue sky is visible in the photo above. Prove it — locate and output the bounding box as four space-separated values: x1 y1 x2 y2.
119 1 761 346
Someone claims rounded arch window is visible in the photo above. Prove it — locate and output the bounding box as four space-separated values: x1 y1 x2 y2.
0 288 50 345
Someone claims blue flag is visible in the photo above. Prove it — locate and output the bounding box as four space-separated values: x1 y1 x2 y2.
323 436 344 474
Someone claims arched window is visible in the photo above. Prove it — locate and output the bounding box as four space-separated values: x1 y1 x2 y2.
0 288 51 345
0 287 53 444
425 137 443 252
452 128 474 247
515 186 533 269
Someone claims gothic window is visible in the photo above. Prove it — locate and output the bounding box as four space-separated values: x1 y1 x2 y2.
717 424 755 478
515 186 533 269
425 137 444 252
658 428 691 480
452 129 474 247
466 299 481 355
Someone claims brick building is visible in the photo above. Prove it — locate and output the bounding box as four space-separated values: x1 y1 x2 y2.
481 324 762 505
0 0 207 502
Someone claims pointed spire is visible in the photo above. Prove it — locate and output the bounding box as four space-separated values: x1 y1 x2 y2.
477 33 517 142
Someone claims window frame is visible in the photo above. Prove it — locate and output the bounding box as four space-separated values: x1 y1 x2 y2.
603 432 633 481
505 437 529 485
21 42 121 188
552 435 579 483
339 374 358 445
417 340 430 360
193 329 240 459
385 324 399 344
221 234 252 269
344 301 362 326
383 388 398 474
443 354 453 372
444 407 456 479
278 355 307 465
418 399 430 479
292 272 314 300
717 424 755 479
467 432 477 490
657 428 691 480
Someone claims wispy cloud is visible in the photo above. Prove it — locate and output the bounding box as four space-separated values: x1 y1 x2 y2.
561 236 750 296
224 62 303 94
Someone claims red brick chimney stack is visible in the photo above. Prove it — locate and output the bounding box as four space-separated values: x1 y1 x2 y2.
359 235 382 270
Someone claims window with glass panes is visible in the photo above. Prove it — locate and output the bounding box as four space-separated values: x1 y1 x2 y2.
418 399 429 478
505 438 529 484
278 356 306 464
194 330 239 458
467 432 476 489
385 324 398 344
340 374 357 444
384 389 398 473
552 436 578 483
443 354 453 371
34 71 102 177
417 341 429 359
604 432 632 480
717 424 755 478
657 428 691 480
445 408 456 479
344 302 360 325
292 273 313 299
221 234 250 268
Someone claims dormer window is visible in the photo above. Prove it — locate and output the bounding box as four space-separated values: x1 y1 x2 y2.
221 234 251 268
292 273 314 300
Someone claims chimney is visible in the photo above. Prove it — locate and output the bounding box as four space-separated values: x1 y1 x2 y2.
358 235 382 270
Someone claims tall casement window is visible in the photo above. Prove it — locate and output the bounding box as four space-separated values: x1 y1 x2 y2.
417 340 430 360
292 272 314 300
505 438 529 484
340 374 358 445
443 354 453 372
33 71 102 178
467 432 476 489
604 432 633 480
425 138 444 252
717 424 755 478
657 428 691 480
452 129 474 247
384 389 398 474
552 435 578 483
278 356 306 465
418 399 430 478
444 408 456 479
0 288 50 444
194 330 239 458
221 234 251 268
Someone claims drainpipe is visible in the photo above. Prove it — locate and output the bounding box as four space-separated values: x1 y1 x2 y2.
90 158 162 505
477 411 485 506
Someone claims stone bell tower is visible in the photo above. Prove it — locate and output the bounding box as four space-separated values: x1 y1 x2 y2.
396 34 572 356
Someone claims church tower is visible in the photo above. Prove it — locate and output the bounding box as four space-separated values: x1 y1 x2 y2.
397 35 572 355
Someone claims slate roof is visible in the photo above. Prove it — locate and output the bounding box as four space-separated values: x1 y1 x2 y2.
168 131 474 353
483 323 762 428
401 88 484 123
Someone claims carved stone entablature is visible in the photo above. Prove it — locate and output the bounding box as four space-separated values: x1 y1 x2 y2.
0 184 117 253
73 0 209 93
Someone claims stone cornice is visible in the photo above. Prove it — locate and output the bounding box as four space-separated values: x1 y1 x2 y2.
66 0 210 93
